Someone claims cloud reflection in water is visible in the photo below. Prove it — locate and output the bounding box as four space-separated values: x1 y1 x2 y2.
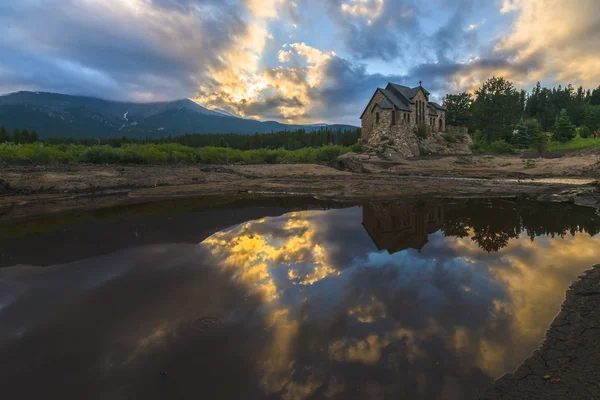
1 199 600 399
199 199 600 399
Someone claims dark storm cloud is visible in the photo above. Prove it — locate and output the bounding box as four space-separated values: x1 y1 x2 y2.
0 0 248 100
305 56 405 121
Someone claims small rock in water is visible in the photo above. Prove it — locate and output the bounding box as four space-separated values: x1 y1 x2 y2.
543 375 551 380
160 370 167 377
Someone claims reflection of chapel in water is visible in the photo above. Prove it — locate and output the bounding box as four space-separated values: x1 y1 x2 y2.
362 200 444 254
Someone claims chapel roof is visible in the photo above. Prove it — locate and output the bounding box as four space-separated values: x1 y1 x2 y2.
360 82 445 119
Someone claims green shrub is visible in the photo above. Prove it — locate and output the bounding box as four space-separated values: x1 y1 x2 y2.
579 126 592 138
0 143 353 165
442 133 458 143
488 140 515 154
350 143 364 153
415 124 428 139
523 159 536 169
471 140 515 154
264 153 277 164
532 132 550 154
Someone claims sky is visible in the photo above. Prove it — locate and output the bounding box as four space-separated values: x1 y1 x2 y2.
1 0 600 125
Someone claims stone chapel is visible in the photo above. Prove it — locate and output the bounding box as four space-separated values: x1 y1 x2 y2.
360 82 446 146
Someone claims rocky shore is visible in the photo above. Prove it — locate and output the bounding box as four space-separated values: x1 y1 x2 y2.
1 161 600 222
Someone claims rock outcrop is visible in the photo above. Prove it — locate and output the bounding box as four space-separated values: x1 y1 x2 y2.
363 125 472 159
333 127 473 173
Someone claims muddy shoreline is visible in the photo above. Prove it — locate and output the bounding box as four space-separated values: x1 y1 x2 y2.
481 265 600 399
2 157 600 222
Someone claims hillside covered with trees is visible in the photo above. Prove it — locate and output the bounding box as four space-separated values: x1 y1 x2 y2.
444 77 600 152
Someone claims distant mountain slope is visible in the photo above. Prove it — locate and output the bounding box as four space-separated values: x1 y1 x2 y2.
0 91 357 138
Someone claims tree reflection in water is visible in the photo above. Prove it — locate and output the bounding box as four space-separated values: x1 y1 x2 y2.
362 198 600 253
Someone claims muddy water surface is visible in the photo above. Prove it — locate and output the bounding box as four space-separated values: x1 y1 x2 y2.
1 197 600 399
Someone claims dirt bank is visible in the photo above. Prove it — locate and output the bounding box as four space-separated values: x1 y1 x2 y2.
481 265 600 399
335 149 600 178
2 156 600 222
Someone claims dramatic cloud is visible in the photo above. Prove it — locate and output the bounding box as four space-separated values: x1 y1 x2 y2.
0 0 249 101
3 206 600 398
496 0 600 86
1 0 599 124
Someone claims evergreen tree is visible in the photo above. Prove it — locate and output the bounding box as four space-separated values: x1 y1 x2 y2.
584 104 600 133
566 85 586 126
30 130 39 142
0 126 8 143
443 92 473 127
532 131 549 154
13 128 21 144
524 118 542 138
217 136 230 148
21 129 30 143
471 77 522 143
511 119 531 148
590 85 600 106
525 82 542 119
552 109 576 142
579 126 592 138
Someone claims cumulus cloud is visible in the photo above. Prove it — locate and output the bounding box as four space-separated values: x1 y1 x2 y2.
495 0 600 87
0 0 249 101
196 41 406 122
1 0 599 125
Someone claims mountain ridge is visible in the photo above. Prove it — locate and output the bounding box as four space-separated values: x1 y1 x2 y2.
0 91 357 138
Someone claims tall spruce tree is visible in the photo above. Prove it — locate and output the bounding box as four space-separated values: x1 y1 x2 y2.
511 119 531 148
552 109 576 142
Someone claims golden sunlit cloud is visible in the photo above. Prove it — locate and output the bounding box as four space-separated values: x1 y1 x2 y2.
348 296 386 323
198 208 600 396
451 0 600 93
196 39 336 123
496 0 600 87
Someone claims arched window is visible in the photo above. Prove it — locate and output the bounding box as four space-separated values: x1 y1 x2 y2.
439 118 443 131
376 112 380 124
391 110 396 125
